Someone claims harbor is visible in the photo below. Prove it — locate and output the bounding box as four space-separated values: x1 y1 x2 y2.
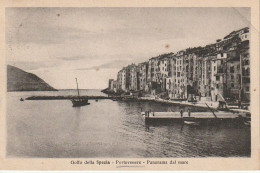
23 92 251 128
5 7 252 161
7 90 251 157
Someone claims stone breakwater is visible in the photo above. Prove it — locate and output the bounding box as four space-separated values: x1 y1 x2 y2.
26 95 114 100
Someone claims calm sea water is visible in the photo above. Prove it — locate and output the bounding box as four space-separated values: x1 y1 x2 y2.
7 90 250 158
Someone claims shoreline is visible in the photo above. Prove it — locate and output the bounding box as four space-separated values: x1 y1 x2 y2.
25 94 250 114
101 88 250 114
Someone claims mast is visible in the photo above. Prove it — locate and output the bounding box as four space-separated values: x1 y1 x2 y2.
75 78 80 97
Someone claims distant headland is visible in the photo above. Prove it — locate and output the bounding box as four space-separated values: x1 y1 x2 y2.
7 65 57 92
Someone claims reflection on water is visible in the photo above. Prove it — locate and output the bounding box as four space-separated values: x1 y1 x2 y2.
7 90 250 158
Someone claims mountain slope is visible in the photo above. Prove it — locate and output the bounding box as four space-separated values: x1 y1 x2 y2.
7 65 57 91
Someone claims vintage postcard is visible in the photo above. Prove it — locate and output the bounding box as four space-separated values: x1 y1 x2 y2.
0 0 259 171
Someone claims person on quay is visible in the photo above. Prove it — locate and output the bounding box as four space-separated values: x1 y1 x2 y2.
180 109 183 118
188 109 191 117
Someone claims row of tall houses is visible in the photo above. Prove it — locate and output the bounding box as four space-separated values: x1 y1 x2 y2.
108 27 250 102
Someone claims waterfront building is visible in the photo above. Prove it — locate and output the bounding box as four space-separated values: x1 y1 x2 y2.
117 70 123 91
129 64 138 91
174 50 186 99
168 51 191 99
138 62 148 91
226 48 241 100
108 79 114 90
117 67 128 92
112 80 119 92
109 27 250 105
210 56 218 101
158 54 171 92
147 57 160 95
199 56 212 98
239 27 250 42
110 79 114 91
211 52 227 101
240 36 250 102
168 54 176 98
137 66 140 91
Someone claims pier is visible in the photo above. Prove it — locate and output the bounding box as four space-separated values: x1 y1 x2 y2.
142 111 249 124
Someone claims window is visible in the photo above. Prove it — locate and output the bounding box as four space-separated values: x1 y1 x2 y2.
216 76 220 81
230 75 234 80
245 35 247 38
216 84 219 89
214 66 216 71
231 83 234 87
237 75 240 82
221 53 223 57
244 60 249 65
237 65 240 71
246 86 249 91
230 66 234 73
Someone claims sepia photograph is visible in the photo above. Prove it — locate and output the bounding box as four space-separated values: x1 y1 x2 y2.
5 7 252 159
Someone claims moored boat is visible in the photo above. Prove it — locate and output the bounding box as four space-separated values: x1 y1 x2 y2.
122 95 138 101
243 120 251 126
71 78 90 107
183 117 201 126
184 120 200 126
72 98 90 107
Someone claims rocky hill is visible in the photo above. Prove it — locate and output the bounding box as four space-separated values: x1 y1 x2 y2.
7 65 57 91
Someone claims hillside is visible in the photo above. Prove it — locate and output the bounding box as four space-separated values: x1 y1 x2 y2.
7 65 57 91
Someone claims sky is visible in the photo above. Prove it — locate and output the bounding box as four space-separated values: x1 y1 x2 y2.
6 8 250 89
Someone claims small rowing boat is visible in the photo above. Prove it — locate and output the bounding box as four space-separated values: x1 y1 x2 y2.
183 116 200 126
184 121 200 126
244 120 251 126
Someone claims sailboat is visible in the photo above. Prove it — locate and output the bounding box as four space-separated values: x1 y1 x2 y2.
71 78 90 107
